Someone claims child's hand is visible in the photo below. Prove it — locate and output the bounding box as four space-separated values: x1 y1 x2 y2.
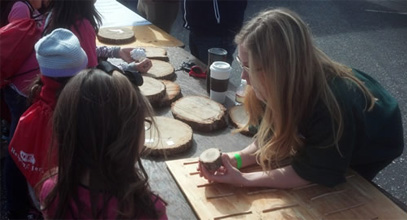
135 58 152 73
118 48 135 63
198 154 245 187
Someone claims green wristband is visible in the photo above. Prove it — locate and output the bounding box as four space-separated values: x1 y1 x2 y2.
234 153 242 169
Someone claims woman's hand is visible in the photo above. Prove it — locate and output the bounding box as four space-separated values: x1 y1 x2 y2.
198 154 247 187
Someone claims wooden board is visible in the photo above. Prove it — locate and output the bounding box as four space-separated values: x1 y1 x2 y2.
166 157 407 220
139 76 166 105
97 27 135 44
144 60 175 80
144 116 193 156
228 105 252 136
143 47 169 61
96 25 184 47
151 80 182 108
171 96 227 132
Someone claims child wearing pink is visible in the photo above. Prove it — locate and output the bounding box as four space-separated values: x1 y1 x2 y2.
1 1 46 218
40 177 167 219
39 67 167 219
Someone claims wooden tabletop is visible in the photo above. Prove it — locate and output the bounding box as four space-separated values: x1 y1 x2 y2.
96 25 184 48
139 47 252 219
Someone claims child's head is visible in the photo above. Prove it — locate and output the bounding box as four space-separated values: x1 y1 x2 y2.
44 0 101 35
35 28 88 78
49 68 157 218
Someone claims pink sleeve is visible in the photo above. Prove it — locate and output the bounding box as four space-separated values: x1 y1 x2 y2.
8 2 31 22
39 177 58 219
154 196 168 220
39 178 56 204
70 19 98 68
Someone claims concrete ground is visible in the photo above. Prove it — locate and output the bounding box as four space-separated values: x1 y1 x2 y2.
167 0 407 208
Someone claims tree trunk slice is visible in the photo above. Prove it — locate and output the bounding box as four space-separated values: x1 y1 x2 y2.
144 60 175 80
152 80 182 108
97 27 135 45
199 148 223 172
139 76 166 105
228 105 253 136
171 96 227 132
142 47 169 61
144 116 193 156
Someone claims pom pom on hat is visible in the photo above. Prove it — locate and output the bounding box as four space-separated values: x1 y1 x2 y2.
35 28 88 77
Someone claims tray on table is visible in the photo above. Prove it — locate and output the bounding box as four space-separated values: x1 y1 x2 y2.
166 157 407 220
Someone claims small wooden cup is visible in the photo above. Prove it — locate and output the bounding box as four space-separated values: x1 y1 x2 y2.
199 148 223 172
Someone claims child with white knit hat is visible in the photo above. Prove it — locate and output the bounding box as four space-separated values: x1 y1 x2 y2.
9 28 88 204
35 28 88 78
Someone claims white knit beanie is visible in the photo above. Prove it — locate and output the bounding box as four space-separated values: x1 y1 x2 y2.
35 28 88 77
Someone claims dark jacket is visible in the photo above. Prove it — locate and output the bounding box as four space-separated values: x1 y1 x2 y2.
182 0 247 35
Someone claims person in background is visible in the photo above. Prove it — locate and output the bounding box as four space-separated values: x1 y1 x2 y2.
40 68 167 219
182 0 247 64
43 0 152 72
199 8 404 189
137 0 180 33
0 0 49 218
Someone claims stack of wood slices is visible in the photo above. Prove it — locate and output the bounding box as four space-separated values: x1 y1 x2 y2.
138 47 189 157
134 47 252 157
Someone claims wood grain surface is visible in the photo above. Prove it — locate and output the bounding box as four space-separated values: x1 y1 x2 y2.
97 27 135 44
96 25 184 47
139 76 166 105
167 157 407 220
152 80 182 108
144 116 193 156
171 96 227 132
144 59 175 80
228 105 252 136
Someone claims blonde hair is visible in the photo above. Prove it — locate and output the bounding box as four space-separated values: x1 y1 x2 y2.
236 8 375 170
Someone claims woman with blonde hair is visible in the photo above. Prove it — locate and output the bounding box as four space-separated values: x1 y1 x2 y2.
199 8 403 188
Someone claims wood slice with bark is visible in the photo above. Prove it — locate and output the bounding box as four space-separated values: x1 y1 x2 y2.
199 148 223 172
144 60 175 80
228 105 253 136
152 80 182 108
143 47 169 61
139 76 166 106
144 116 193 156
97 27 135 44
171 96 227 132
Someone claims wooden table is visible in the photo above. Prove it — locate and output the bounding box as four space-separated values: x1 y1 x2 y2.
95 0 184 47
96 25 184 48
139 47 251 219
125 47 406 219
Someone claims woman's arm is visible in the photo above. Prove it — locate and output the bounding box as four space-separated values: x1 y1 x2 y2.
200 154 310 189
228 141 258 169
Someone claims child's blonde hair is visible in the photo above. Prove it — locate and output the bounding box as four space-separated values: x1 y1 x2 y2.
236 8 375 170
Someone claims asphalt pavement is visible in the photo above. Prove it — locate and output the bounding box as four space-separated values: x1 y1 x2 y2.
168 0 407 208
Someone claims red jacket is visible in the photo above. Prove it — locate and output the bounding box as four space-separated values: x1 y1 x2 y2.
9 75 60 189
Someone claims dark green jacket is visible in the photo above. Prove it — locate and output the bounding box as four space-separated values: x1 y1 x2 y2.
292 69 404 187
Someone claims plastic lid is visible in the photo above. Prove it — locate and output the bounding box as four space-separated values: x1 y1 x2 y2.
211 61 231 71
